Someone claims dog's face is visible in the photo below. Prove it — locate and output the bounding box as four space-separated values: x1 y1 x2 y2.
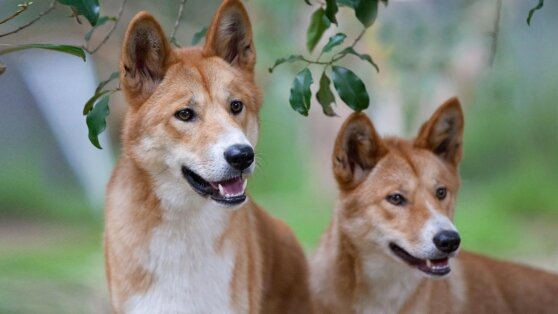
333 98 464 277
120 0 262 207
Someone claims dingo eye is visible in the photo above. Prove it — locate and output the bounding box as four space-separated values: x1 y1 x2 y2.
230 100 243 115
175 108 195 122
386 193 406 206
436 187 447 200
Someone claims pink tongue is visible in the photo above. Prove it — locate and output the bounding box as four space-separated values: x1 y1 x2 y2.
431 258 449 266
220 178 244 195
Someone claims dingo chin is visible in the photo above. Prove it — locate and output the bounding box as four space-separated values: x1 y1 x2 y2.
311 97 558 313
104 1 312 313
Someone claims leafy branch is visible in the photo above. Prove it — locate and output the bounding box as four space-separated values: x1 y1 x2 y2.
269 0 386 117
83 0 127 54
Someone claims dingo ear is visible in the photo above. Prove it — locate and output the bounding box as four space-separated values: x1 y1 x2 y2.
415 97 464 167
121 12 174 105
333 113 387 191
203 0 255 72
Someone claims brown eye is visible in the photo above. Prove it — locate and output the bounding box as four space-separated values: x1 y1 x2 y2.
230 100 243 115
386 193 406 206
175 108 195 122
436 187 447 200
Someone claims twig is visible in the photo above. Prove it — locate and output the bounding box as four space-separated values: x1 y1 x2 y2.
0 0 56 38
86 0 127 54
170 0 187 45
351 28 367 48
489 0 502 66
0 2 33 25
303 28 368 66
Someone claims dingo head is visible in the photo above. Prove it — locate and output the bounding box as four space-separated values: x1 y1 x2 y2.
119 0 262 207
332 98 464 277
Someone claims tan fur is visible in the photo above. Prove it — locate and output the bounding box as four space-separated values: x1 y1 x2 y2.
312 97 558 313
105 1 312 313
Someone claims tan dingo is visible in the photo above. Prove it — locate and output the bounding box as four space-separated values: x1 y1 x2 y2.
104 1 312 313
311 98 558 313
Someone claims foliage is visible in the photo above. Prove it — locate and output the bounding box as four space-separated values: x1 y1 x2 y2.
0 43 85 61
56 0 100 26
270 0 386 117
0 0 549 148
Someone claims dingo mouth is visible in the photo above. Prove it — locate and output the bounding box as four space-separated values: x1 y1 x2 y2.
181 166 247 206
389 243 451 277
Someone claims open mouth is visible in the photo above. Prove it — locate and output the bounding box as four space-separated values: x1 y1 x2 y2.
389 243 451 276
181 166 247 206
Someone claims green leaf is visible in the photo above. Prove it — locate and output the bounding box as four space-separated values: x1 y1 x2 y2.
354 0 378 27
0 44 86 61
527 0 544 25
289 68 313 116
57 0 100 26
268 54 304 73
322 33 347 54
83 90 110 115
307 8 331 53
95 71 119 94
84 16 116 41
191 26 208 45
316 71 337 116
340 47 379 72
86 95 110 149
331 66 369 111
325 0 339 24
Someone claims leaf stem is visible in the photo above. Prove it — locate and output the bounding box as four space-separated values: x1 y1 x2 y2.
85 0 128 54
302 28 368 66
0 1 56 38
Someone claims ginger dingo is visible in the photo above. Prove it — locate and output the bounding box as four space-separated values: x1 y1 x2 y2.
311 97 558 313
104 1 312 313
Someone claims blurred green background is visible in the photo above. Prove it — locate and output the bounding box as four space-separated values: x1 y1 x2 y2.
0 0 556 312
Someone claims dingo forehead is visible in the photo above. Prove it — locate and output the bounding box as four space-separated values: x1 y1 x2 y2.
372 138 460 189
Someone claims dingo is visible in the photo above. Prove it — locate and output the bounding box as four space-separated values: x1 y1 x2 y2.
104 1 312 313
311 97 558 313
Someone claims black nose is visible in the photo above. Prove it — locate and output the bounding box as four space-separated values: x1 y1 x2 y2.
224 144 254 171
433 230 461 254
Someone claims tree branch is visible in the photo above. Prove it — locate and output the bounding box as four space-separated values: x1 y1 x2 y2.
489 0 502 66
86 0 127 54
170 0 187 46
0 1 56 38
0 2 33 25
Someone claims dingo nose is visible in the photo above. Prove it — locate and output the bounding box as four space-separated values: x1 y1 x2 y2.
224 144 254 171
433 230 461 253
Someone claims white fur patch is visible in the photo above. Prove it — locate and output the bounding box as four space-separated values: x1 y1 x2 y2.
418 202 458 256
357 251 423 313
124 202 236 314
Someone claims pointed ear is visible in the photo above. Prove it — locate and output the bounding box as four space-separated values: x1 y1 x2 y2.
120 12 174 105
415 97 465 167
203 0 255 72
333 113 387 191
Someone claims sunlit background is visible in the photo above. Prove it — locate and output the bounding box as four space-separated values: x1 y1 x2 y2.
1 0 557 312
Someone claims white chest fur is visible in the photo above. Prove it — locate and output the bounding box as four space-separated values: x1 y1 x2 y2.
125 204 237 314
